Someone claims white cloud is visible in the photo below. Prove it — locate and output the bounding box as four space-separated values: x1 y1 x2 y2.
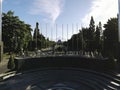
29 0 64 23
82 0 118 27
0 0 2 3
0 0 2 11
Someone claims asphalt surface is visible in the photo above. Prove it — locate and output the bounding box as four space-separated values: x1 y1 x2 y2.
0 55 120 90
0 68 120 90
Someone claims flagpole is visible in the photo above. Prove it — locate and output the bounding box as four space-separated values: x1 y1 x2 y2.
81 24 84 53
72 24 74 51
62 24 63 42
56 24 57 43
62 24 63 52
46 23 47 48
51 27 53 43
67 24 68 52
76 23 78 51
40 23 42 50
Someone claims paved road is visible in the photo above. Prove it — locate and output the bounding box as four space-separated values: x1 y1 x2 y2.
0 68 120 90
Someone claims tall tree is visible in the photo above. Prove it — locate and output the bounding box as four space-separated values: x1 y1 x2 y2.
87 16 95 51
95 25 101 52
103 18 118 58
89 16 95 40
82 27 90 51
95 22 102 52
2 11 32 53
98 22 102 36
67 32 82 51
32 23 47 50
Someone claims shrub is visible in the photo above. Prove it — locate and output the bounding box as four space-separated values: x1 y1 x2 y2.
7 54 15 70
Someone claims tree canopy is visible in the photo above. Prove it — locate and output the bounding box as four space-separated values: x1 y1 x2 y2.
2 11 119 59
66 16 118 59
2 11 32 53
103 18 118 58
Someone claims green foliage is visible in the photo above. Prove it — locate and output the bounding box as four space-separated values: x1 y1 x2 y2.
7 54 15 70
2 11 118 59
2 11 32 53
89 16 95 40
32 28 48 50
66 16 98 52
32 23 55 50
64 16 119 59
95 22 102 52
103 18 118 58
65 32 82 51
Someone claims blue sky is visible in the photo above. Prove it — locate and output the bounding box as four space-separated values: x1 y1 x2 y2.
2 0 118 41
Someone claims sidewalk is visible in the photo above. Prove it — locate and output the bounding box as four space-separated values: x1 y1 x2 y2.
0 56 10 74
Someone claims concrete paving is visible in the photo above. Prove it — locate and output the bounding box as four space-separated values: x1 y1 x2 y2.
0 57 10 74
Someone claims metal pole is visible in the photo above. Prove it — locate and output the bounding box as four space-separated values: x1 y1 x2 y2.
46 23 47 48
67 24 68 52
56 24 57 42
40 24 42 49
62 24 63 52
81 29 84 54
51 27 53 42
62 24 63 42
76 24 78 51
72 24 74 51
